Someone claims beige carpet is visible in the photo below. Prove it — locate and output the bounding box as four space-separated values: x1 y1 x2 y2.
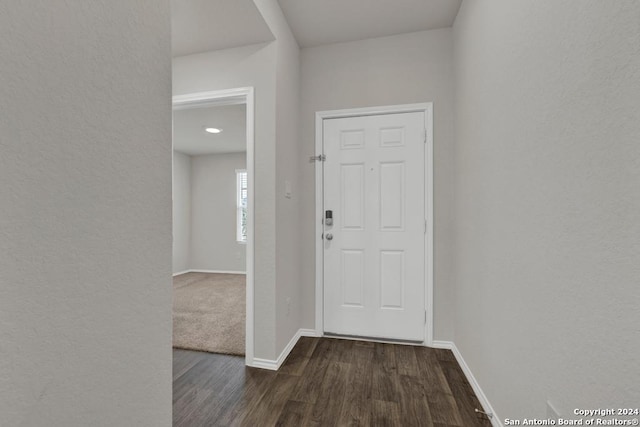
173 272 245 356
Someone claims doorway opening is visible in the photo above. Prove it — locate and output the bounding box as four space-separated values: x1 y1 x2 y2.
172 88 255 364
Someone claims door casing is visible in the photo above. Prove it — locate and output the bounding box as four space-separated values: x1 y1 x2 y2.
314 103 434 346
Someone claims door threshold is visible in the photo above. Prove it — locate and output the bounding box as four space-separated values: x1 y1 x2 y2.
323 332 423 346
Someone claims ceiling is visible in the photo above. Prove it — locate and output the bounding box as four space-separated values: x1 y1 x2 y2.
171 0 274 57
171 0 462 56
276 0 462 48
173 104 246 156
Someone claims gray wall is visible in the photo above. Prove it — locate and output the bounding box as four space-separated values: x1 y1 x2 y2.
299 29 456 340
173 151 191 274
191 153 247 272
257 0 306 360
453 0 640 419
0 2 172 426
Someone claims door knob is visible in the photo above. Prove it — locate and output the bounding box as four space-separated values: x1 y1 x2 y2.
326 233 333 240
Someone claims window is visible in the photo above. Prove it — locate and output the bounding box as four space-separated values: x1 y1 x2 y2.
236 170 247 243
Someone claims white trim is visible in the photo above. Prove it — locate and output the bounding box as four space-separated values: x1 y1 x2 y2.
429 341 503 427
274 329 303 370
236 169 248 243
299 328 321 337
316 103 434 119
430 340 454 349
245 88 255 368
314 113 324 336
172 270 191 277
424 103 434 346
189 269 247 275
250 358 279 371
248 328 320 371
172 87 255 367
173 269 247 276
314 103 434 345
172 89 247 110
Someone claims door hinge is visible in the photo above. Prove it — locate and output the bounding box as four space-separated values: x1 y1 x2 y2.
424 220 427 234
309 154 326 162
423 129 427 143
425 310 427 324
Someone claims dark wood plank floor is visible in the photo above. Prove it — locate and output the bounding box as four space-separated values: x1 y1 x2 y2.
173 337 491 427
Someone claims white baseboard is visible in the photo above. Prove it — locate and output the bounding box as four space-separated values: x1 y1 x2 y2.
430 340 454 350
429 340 502 427
172 270 191 277
250 357 279 371
249 328 320 371
173 269 247 276
190 269 247 275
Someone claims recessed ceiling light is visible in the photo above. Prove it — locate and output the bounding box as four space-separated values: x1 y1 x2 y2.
204 127 222 134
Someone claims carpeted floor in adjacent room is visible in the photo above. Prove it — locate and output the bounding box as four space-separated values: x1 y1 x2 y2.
173 272 245 356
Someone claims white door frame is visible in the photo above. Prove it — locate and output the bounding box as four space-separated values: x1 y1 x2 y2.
314 103 434 346
173 87 256 365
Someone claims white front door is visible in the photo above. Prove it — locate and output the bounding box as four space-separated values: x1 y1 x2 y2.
322 111 426 341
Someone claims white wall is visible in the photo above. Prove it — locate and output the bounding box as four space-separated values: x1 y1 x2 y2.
299 29 456 340
190 153 247 272
0 2 172 426
453 0 640 419
173 151 191 274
